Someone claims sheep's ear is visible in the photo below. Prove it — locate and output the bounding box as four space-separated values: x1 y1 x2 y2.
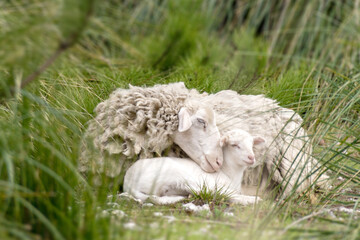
178 107 192 132
253 136 265 145
220 136 228 147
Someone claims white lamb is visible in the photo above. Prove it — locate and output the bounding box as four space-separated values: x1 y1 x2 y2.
123 129 265 205
80 82 223 178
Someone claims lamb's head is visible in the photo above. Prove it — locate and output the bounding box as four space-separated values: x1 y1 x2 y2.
221 129 265 167
172 106 223 173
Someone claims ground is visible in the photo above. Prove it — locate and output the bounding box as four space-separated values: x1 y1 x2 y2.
0 1 359 239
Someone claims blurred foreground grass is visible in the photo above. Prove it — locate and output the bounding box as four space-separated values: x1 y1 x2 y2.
0 0 359 239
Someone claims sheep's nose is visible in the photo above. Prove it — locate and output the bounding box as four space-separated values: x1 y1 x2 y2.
248 155 255 161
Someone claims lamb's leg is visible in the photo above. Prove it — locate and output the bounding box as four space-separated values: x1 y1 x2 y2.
229 194 262 205
129 190 150 203
149 195 186 205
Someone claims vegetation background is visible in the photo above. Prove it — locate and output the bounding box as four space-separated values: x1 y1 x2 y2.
0 0 359 239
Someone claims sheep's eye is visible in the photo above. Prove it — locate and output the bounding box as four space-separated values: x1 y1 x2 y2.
231 144 240 149
197 118 206 128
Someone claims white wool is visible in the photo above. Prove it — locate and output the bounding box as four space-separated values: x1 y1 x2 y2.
92 82 202 156
202 90 329 195
79 82 209 178
123 129 263 205
80 82 329 196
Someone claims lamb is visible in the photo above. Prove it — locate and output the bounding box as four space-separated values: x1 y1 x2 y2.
123 129 265 205
202 90 329 196
79 82 223 178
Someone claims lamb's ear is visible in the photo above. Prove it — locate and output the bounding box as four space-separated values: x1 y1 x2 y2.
253 136 265 145
220 136 228 147
178 107 192 132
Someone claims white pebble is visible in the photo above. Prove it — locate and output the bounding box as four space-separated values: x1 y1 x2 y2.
107 202 120 208
182 203 210 213
123 222 138 230
143 203 154 207
163 215 176 223
153 212 163 217
224 212 234 217
328 210 336 219
337 206 360 214
149 222 159 229
112 209 127 218
100 210 109 217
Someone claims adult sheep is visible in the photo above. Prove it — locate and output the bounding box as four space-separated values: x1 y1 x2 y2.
79 82 223 179
202 90 329 196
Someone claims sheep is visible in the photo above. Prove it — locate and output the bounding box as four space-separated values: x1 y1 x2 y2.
79 82 223 179
80 82 329 195
123 129 265 205
201 90 329 196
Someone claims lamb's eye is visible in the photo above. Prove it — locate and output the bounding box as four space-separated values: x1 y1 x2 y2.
232 144 240 149
197 118 206 128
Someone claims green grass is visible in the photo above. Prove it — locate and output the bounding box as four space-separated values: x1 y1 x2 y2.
188 184 232 206
0 0 359 239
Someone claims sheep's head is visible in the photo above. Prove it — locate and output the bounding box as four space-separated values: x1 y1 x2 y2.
173 106 223 173
221 129 265 167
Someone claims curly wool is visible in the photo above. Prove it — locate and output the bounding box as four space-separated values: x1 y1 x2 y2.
80 82 205 177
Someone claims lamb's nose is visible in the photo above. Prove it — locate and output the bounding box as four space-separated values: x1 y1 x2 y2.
248 155 255 161
216 157 222 167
